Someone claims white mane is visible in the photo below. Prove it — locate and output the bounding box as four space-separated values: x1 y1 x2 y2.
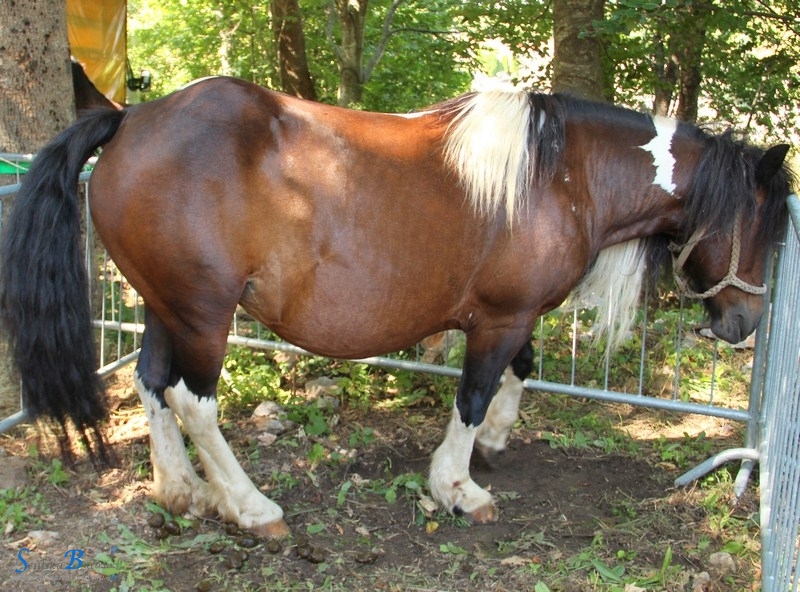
442 91 532 228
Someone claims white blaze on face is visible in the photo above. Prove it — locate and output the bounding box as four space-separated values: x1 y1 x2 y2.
639 116 678 195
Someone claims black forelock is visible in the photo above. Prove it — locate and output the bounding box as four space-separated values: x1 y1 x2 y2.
684 128 795 244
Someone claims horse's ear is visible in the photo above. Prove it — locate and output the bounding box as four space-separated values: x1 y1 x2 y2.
756 144 790 185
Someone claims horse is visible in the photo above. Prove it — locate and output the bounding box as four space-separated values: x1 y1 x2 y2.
0 77 793 538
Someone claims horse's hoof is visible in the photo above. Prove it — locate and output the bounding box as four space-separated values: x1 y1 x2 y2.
461 503 498 524
250 518 291 539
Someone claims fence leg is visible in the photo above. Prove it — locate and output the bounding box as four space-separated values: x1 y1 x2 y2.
674 448 760 488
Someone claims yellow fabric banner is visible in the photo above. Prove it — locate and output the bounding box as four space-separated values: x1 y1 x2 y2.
66 0 127 104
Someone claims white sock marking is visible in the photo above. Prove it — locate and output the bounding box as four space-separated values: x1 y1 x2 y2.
134 373 215 516
429 404 494 514
476 367 524 453
639 116 678 195
165 380 284 529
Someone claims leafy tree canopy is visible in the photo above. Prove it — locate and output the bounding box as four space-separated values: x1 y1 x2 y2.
128 0 800 143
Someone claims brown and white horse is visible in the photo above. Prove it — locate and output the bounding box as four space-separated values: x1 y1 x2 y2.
0 77 793 537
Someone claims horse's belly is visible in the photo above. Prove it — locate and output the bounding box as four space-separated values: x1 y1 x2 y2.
239 272 449 359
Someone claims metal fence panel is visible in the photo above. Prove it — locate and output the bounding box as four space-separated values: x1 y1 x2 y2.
760 193 800 592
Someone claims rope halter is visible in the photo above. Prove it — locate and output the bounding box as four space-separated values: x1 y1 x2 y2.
668 212 767 300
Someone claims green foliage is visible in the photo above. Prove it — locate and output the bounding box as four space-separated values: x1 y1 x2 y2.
601 0 800 141
128 0 277 96
362 471 426 504
46 458 69 487
0 487 46 533
128 0 799 140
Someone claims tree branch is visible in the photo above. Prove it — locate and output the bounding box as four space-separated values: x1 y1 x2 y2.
363 0 405 82
326 0 342 61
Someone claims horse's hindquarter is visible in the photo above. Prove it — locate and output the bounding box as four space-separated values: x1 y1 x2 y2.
89 79 490 357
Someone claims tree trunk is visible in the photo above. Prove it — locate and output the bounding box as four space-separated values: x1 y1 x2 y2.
0 0 75 415
674 12 706 123
651 1 709 121
552 0 606 101
0 0 75 153
335 0 368 107
271 0 317 100
652 32 678 117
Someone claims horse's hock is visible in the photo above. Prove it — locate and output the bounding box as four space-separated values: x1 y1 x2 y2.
0 160 799 590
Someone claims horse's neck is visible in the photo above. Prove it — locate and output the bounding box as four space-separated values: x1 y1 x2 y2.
582 126 701 249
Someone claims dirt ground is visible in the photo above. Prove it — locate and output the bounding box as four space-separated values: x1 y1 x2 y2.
0 367 756 592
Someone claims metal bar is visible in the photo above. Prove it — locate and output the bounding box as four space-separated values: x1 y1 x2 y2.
0 410 29 433
674 448 760 487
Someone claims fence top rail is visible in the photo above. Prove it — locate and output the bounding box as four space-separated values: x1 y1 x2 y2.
0 170 92 196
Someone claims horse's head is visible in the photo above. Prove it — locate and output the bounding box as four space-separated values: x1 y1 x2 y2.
673 143 793 344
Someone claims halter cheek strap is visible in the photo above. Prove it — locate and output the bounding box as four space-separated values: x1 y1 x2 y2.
668 213 767 299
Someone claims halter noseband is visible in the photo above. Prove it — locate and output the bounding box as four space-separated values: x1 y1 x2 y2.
668 213 766 299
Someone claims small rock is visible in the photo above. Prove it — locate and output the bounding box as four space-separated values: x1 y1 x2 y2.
308 546 327 564
147 513 165 529
294 533 310 549
262 419 287 436
692 571 711 592
354 550 380 564
225 550 244 570
0 450 28 490
238 535 259 549
162 519 181 536
315 395 340 410
252 401 282 418
208 541 226 554
257 433 278 447
708 551 736 576
27 530 60 547
305 377 339 400
274 352 299 367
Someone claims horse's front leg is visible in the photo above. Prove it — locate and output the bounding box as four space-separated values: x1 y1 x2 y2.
429 332 528 522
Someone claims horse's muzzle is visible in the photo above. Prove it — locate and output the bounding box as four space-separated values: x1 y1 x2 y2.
710 309 759 345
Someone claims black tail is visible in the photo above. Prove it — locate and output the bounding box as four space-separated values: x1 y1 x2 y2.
0 108 126 461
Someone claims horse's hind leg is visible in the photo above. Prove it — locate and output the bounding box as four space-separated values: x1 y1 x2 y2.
164 326 290 539
137 307 289 538
474 341 533 461
165 378 289 538
135 309 219 517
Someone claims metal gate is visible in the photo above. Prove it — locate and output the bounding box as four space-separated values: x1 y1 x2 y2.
760 193 800 592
